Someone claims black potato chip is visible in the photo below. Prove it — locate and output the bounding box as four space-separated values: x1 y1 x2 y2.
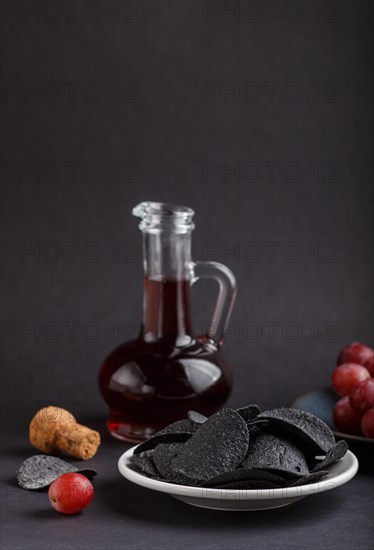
187 410 207 425
217 480 285 490
132 454 160 478
158 418 197 435
246 419 270 437
133 431 192 455
241 420 270 462
17 455 97 490
153 442 184 479
242 433 309 477
288 471 329 487
170 409 249 485
312 440 348 472
201 467 288 488
258 408 335 454
260 468 305 480
236 405 261 423
132 418 198 454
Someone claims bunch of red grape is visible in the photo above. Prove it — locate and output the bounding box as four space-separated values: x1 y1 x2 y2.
332 342 374 438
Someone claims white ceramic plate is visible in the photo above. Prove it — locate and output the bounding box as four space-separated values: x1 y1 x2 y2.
118 447 358 511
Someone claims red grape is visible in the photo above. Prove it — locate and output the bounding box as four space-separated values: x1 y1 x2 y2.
333 396 362 434
349 379 374 413
364 355 374 377
48 473 94 515
331 363 370 397
337 342 374 367
361 408 374 438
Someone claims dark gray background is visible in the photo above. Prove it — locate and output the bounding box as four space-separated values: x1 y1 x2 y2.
1 1 373 549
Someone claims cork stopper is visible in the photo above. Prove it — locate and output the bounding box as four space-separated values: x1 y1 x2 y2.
29 406 101 460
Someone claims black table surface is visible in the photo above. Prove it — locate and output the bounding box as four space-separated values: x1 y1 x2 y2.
1 414 373 550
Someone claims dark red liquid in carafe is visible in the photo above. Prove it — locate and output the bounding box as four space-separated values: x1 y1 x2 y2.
99 277 232 442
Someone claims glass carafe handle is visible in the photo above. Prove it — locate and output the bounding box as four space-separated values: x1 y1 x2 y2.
190 261 237 346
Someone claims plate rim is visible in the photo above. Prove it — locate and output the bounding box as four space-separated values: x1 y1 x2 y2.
118 447 358 501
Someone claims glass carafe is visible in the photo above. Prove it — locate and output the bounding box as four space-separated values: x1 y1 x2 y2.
99 202 237 442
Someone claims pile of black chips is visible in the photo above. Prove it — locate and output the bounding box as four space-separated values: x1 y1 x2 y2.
131 406 348 489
